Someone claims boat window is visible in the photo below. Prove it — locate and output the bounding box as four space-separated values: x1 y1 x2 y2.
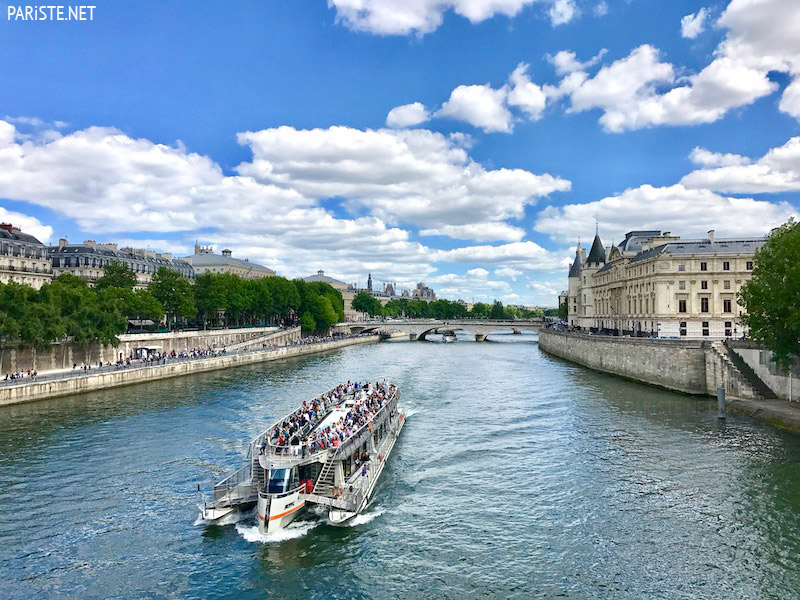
268 469 289 494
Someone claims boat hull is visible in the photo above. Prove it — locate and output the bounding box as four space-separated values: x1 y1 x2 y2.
258 489 305 534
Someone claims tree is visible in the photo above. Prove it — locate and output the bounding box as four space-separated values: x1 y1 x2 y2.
266 277 300 323
558 301 568 321
149 267 196 328
351 291 383 317
740 219 800 368
470 303 490 319
489 300 505 320
96 261 137 290
300 312 316 333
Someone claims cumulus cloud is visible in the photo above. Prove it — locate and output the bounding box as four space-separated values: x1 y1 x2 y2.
682 137 800 193
495 266 523 280
386 102 430 128
689 146 751 167
506 63 547 120
593 1 608 17
535 183 797 243
436 84 513 133
419 223 526 242
546 49 607 75
681 8 708 39
236 125 570 229
0 206 53 243
327 0 580 35
548 0 577 26
436 241 570 272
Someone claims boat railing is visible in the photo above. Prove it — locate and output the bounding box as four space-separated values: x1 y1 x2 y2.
212 463 253 504
336 391 398 458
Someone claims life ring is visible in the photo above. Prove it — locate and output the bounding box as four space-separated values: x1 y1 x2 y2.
379 454 383 461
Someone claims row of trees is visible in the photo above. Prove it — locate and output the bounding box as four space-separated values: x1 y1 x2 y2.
0 263 347 366
350 292 552 320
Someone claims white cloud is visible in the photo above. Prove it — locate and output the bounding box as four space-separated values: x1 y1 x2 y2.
535 183 797 243
436 84 513 133
436 240 570 272
0 206 53 244
237 125 570 230
593 1 608 17
495 266 523 280
429 270 513 302
327 0 580 35
546 49 607 75
419 223 526 242
689 146 751 167
548 0 577 26
682 137 800 193
466 267 489 278
506 63 547 120
681 8 708 39
386 102 430 128
779 78 800 119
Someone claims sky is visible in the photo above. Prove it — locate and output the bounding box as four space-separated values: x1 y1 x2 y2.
0 0 799 306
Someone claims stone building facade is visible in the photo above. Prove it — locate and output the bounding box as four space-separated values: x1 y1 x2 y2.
0 223 53 289
182 244 275 279
567 229 763 339
49 239 194 288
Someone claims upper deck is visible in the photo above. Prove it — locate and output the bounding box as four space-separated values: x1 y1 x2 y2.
252 381 398 470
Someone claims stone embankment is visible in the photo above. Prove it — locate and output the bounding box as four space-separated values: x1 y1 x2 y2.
539 329 800 434
0 335 380 407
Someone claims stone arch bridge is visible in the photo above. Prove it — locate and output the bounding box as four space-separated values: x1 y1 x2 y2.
338 319 541 342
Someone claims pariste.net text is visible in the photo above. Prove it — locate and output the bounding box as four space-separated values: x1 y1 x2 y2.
8 5 96 20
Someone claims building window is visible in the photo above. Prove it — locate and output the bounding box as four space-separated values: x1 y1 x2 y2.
746 261 753 270
701 281 708 290
678 299 687 313
678 263 685 272
723 261 730 271
702 321 710 336
725 321 732 337
680 321 687 337
679 281 686 290
723 299 732 313
700 262 707 271
701 297 709 313
723 280 731 290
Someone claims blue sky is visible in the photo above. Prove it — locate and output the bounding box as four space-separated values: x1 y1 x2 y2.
1 0 798 305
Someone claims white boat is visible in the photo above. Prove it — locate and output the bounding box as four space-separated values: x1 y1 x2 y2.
200 381 405 534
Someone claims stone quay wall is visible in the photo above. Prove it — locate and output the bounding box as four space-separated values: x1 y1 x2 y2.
539 330 711 395
0 335 379 407
1 326 286 374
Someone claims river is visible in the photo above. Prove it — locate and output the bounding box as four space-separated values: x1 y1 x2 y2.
1 333 799 599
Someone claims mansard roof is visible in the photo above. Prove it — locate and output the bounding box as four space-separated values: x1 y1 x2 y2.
586 233 606 264
627 237 765 264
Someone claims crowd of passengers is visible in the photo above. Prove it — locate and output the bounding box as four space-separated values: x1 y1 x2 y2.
265 381 396 456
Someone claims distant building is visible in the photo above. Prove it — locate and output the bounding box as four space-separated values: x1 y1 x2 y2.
411 282 436 302
0 223 53 289
183 243 275 279
49 239 193 288
302 270 358 322
566 228 764 339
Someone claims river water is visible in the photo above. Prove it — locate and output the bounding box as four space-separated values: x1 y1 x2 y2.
1 334 799 599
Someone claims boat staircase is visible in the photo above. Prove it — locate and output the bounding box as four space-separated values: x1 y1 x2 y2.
312 450 338 496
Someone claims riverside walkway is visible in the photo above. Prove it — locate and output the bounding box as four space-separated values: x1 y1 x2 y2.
0 331 380 406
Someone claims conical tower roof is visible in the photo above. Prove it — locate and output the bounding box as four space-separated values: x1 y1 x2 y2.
568 246 582 277
587 232 605 264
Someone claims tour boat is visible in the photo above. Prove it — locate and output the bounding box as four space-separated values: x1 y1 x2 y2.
200 381 405 533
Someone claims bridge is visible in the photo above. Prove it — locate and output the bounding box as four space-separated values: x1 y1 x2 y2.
338 319 541 342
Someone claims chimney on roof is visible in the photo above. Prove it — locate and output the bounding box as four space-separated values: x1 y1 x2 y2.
708 229 715 243
0 223 13 233
84 240 96 249
58 238 67 248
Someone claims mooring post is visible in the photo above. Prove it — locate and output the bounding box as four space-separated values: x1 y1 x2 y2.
717 386 726 419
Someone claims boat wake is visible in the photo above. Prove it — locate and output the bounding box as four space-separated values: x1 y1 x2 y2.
235 520 320 543
344 508 386 527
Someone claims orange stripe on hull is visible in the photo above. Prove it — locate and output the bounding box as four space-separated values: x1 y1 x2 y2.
258 501 306 522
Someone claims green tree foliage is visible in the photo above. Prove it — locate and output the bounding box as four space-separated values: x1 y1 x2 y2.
740 219 800 368
383 298 409 318
489 300 506 320
470 302 491 318
149 267 196 328
296 279 344 332
300 312 316 333
96 261 137 290
558 301 568 321
351 291 383 317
